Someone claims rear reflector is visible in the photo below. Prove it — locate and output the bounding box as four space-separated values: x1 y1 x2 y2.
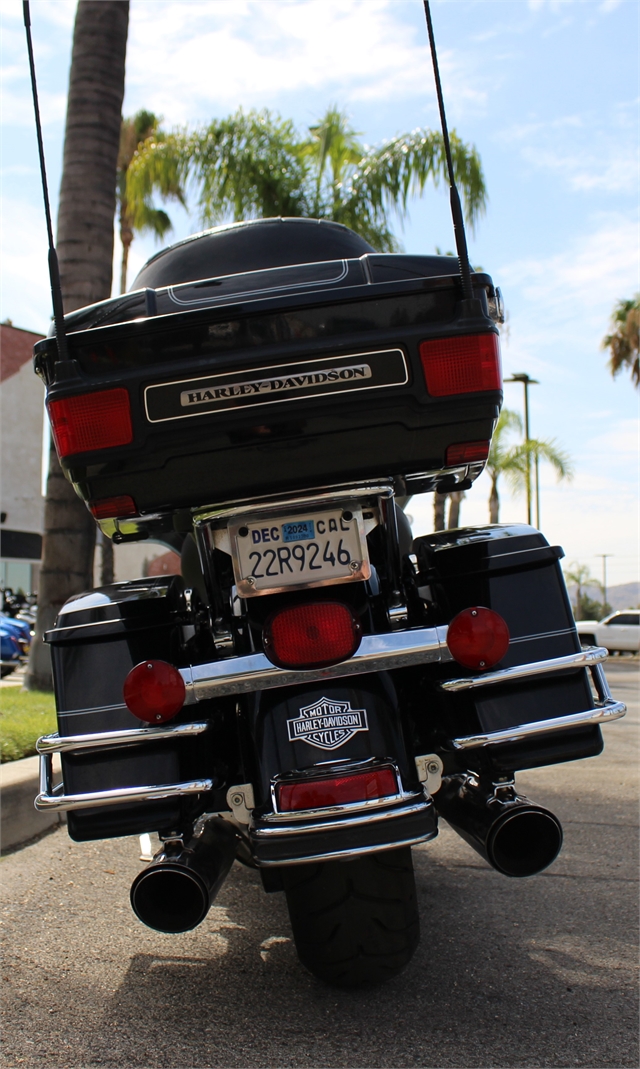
263 601 361 669
419 333 501 396
89 495 138 521
446 606 510 670
123 659 186 723
48 388 133 457
277 768 398 811
445 440 490 466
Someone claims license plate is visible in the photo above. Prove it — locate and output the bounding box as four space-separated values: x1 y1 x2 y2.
229 505 370 596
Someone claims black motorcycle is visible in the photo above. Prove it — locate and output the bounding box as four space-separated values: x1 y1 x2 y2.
32 217 625 987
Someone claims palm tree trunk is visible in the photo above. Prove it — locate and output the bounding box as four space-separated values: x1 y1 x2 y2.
433 492 448 532
447 491 464 529
489 477 499 524
120 209 133 294
26 1 129 691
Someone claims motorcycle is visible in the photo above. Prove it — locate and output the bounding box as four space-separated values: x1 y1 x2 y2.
32 216 626 987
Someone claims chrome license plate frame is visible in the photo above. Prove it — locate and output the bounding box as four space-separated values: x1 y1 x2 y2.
229 503 371 597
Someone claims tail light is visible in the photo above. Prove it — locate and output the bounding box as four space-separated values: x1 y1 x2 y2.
263 601 361 669
123 659 186 723
446 606 510 670
47 388 133 457
89 495 138 521
419 333 501 396
445 440 490 465
277 767 398 812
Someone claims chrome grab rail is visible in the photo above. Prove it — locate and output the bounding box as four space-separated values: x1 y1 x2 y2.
37 720 210 754
180 626 451 702
35 751 214 812
450 659 626 750
439 645 608 692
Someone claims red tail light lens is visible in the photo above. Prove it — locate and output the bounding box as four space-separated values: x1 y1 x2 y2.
89 495 138 520
445 440 491 465
446 606 510 670
419 333 502 396
263 602 361 669
123 659 186 723
277 767 398 811
48 388 133 457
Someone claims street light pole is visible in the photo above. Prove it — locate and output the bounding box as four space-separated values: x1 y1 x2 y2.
505 374 539 525
596 554 613 611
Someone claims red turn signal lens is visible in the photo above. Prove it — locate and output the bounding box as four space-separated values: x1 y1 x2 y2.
446 606 510 670
123 659 186 723
263 602 361 669
445 440 490 466
89 495 138 521
419 333 502 396
47 388 133 457
277 768 398 812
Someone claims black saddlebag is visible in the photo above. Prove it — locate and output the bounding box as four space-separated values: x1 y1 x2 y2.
46 575 215 841
412 524 604 773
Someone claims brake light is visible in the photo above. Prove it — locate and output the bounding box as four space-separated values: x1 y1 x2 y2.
419 333 501 396
123 659 186 723
445 440 490 465
47 388 133 457
446 606 510 670
263 602 361 669
277 768 398 811
89 495 138 520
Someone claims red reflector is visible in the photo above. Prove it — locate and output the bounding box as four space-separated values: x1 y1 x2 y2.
278 768 398 811
264 601 361 669
123 659 186 723
89 495 138 520
445 440 490 465
48 388 133 457
419 333 502 396
446 606 510 670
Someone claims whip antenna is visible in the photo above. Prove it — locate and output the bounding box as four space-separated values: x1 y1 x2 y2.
23 0 69 361
423 0 475 306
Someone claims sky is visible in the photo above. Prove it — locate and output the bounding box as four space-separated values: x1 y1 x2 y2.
1 0 638 588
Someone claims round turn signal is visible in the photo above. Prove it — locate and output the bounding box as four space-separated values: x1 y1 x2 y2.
446 606 510 670
123 659 186 723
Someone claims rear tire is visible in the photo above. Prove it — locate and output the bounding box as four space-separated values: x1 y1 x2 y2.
282 847 420 988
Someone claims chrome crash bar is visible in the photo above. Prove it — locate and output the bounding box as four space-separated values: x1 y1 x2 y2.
35 720 213 812
448 648 626 750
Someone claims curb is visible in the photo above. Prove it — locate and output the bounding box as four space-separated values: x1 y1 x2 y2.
1 754 63 853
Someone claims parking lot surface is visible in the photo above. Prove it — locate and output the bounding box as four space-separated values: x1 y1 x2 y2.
1 662 637 1068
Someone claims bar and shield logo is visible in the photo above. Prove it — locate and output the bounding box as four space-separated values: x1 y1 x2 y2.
287 697 369 751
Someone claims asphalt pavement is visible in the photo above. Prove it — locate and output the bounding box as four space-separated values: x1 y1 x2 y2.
1 662 637 1069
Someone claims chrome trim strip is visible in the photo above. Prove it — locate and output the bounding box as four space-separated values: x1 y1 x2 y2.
193 482 394 526
36 721 210 755
439 646 609 692
251 796 429 837
257 834 435 867
450 699 626 751
35 753 214 812
181 626 451 702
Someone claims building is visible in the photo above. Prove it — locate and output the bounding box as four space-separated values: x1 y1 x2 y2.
0 322 46 593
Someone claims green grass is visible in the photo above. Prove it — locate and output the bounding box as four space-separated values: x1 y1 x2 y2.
0 689 57 763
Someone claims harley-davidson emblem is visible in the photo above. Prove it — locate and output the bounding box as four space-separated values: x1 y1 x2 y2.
180 363 372 407
287 697 369 750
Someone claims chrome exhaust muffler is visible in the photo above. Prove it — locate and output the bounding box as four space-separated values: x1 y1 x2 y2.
130 818 238 933
435 774 563 877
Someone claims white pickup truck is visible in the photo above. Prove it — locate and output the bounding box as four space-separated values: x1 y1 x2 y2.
576 610 640 654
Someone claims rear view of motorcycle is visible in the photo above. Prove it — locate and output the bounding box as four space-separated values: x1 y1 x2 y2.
27 4 625 989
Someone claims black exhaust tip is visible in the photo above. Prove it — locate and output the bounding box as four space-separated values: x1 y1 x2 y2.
488 808 563 877
131 866 210 934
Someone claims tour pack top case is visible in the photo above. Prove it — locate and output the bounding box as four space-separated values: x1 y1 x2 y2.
33 218 503 525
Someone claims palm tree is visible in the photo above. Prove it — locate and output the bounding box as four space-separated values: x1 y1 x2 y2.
127 105 487 251
564 563 608 621
486 409 573 524
26 1 129 690
117 110 185 294
602 296 639 388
